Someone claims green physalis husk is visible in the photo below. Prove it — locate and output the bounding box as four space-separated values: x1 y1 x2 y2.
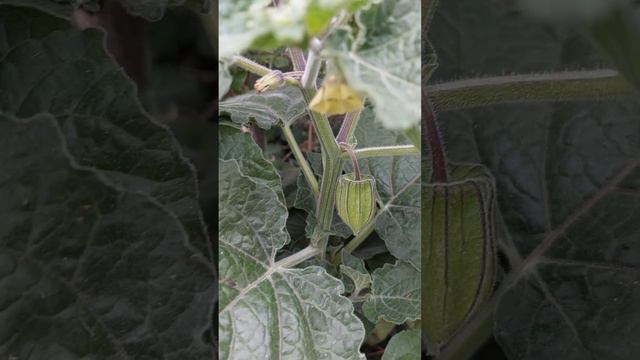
335 173 376 234
422 163 497 353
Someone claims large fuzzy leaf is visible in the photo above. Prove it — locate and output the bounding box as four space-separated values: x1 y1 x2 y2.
0 113 214 359
431 0 640 358
0 5 214 358
218 124 366 360
326 0 420 130
362 261 420 324
219 86 306 129
0 5 212 262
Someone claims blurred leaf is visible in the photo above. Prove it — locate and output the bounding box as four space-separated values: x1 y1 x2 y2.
518 0 640 90
582 5 640 90
218 0 368 58
326 0 420 130
219 60 232 99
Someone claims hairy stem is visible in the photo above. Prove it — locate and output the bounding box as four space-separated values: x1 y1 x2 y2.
313 159 343 254
289 47 341 258
230 55 300 86
288 48 307 72
282 125 319 197
428 69 633 112
336 109 363 144
274 245 321 268
340 143 361 180
346 145 419 160
231 55 271 76
301 38 322 89
424 94 448 183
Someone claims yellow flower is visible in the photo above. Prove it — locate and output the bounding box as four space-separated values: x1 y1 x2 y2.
309 75 362 115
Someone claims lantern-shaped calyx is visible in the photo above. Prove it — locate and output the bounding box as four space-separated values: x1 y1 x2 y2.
335 143 376 234
422 163 497 352
336 173 377 234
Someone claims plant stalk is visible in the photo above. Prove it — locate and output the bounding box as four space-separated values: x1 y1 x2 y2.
340 143 361 180
282 125 319 197
312 158 343 251
289 47 342 258
343 219 376 254
274 245 321 268
427 69 633 112
301 38 322 89
230 55 299 86
336 109 363 144
347 145 418 160
231 55 271 76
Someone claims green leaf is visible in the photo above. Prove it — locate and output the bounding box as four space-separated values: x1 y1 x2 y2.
340 250 372 294
487 102 640 359
354 109 421 267
422 0 439 85
0 113 214 359
0 4 212 262
577 4 640 91
362 261 420 324
219 86 306 129
519 1 640 90
432 0 640 357
218 124 288 206
326 0 420 130
219 126 366 360
0 6 215 357
382 329 421 360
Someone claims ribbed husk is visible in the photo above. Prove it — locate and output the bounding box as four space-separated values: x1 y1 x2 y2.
335 173 376 234
422 163 497 352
